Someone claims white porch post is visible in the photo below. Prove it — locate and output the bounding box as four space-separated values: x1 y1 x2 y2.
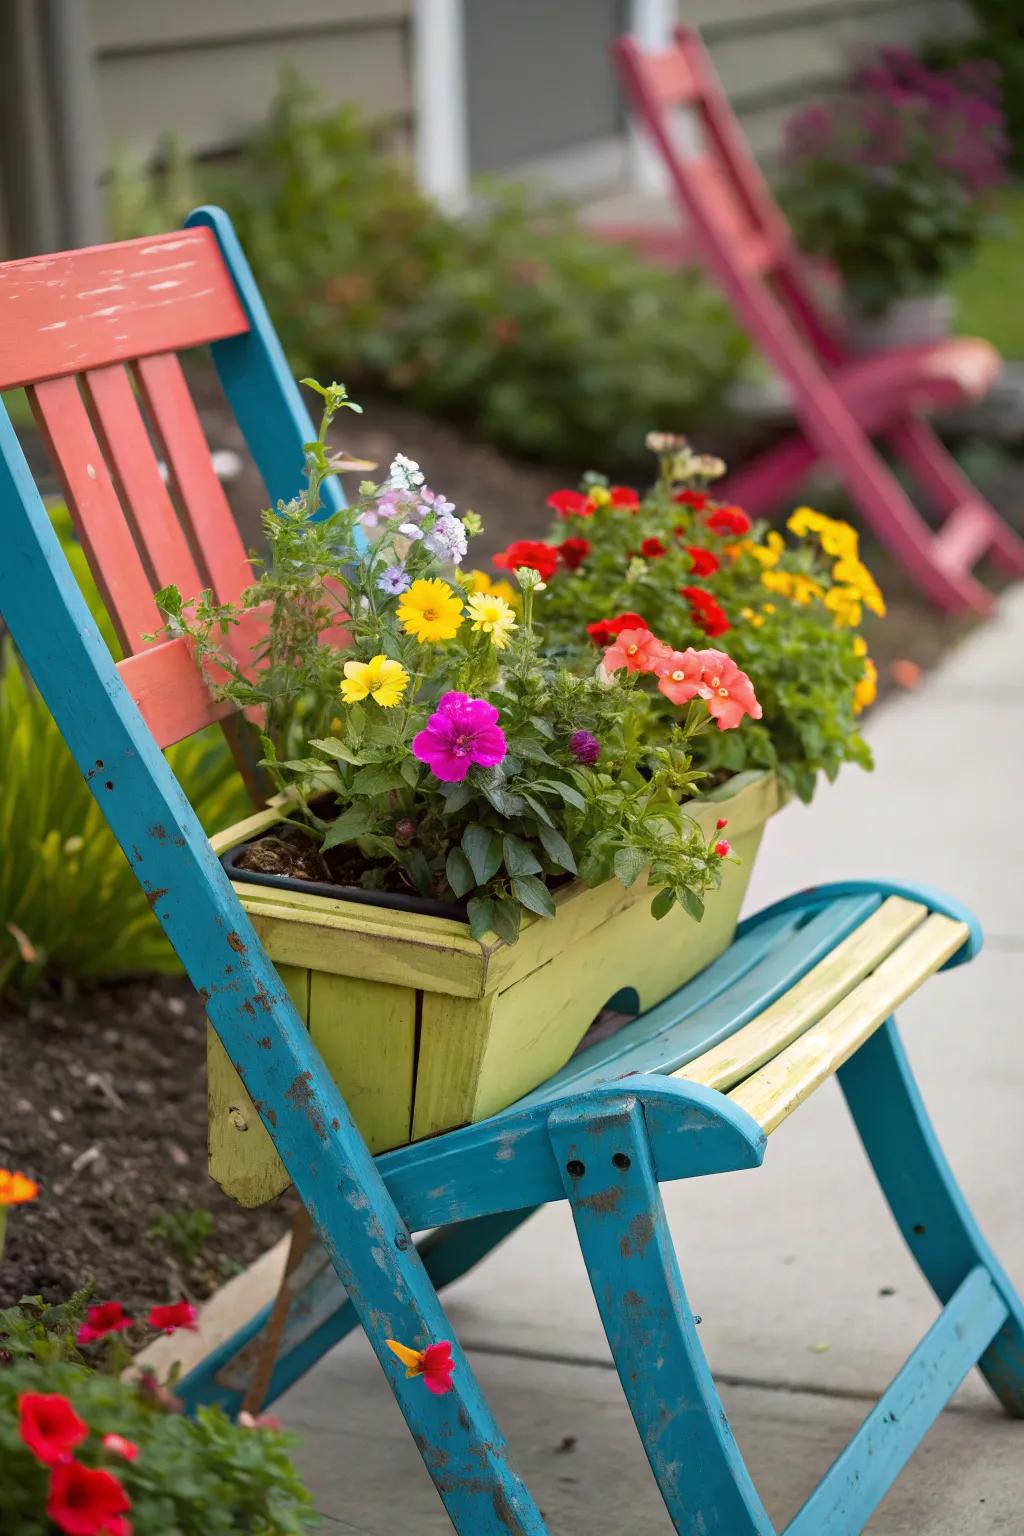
628 0 675 192
412 0 470 212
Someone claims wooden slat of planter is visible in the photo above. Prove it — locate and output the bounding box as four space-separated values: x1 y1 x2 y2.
676 896 928 1093
309 971 416 1153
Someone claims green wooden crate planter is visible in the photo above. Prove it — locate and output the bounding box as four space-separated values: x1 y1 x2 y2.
207 771 779 1206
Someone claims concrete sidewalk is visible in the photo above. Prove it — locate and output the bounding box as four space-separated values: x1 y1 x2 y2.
279 595 1024 1533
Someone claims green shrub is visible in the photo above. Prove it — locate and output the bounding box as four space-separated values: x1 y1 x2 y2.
111 79 748 469
0 1294 317 1535
0 510 249 993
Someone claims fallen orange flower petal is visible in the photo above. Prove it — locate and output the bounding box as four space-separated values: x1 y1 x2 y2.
0 1169 39 1206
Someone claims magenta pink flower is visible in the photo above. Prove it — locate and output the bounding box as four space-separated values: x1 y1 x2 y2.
412 692 507 783
77 1302 133 1345
147 1300 198 1335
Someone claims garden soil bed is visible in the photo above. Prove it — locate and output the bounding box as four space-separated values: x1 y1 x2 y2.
0 978 291 1315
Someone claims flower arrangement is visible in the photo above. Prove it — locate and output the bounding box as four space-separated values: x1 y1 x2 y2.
780 47 1007 315
158 387 763 944
0 1291 315 1534
492 435 879 803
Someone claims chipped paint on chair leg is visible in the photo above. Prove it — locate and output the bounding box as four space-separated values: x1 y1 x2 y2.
548 1095 775 1536
839 1017 1024 1415
180 1208 537 1417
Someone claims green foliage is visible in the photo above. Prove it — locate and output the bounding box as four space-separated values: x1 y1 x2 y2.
0 1296 317 1535
146 1208 215 1267
160 388 729 936
109 79 747 468
0 508 249 993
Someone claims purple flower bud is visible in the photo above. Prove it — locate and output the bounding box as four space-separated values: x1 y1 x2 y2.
569 730 600 765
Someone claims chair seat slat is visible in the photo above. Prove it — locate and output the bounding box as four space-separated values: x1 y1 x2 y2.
676 896 928 1093
726 913 969 1133
30 375 161 655
134 351 251 603
84 363 204 595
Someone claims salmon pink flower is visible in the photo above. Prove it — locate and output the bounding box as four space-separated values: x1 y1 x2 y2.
147 1300 197 1335
586 611 646 645
639 537 667 559
102 1434 139 1463
493 539 559 583
608 485 640 510
19 1394 88 1466
77 1302 133 1345
695 650 762 730
603 627 665 675
46 1459 132 1536
558 537 590 570
546 489 591 519
386 1338 456 1396
412 692 507 782
706 506 752 537
685 546 719 577
654 648 703 705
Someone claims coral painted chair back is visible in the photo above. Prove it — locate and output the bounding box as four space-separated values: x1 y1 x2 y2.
613 27 845 368
0 207 342 764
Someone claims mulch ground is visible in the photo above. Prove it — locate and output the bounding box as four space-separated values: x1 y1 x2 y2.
3 373 1020 1316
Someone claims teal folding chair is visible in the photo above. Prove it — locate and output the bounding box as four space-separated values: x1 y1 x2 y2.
0 208 1019 1534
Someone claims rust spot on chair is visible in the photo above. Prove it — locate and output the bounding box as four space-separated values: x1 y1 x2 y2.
258 1035 272 1050
285 1070 326 1141
226 931 247 953
144 886 168 908
580 1186 622 1215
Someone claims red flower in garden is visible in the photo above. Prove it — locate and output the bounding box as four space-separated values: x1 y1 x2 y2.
716 817 728 830
386 1338 456 1396
715 840 733 858
681 585 731 638
639 537 667 559
18 1394 87 1466
684 546 719 577
77 1302 133 1346
558 536 591 570
585 611 646 645
46 1460 132 1536
546 489 591 519
706 505 751 537
147 1300 198 1335
102 1435 139 1463
674 489 708 510
493 540 560 583
608 485 640 510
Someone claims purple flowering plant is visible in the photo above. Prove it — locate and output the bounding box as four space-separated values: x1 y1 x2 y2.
157 383 730 943
781 48 1007 314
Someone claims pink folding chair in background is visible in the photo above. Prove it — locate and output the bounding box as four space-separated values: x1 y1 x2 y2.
611 27 1024 615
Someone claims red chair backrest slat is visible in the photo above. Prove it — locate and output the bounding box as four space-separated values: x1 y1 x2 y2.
0 227 267 752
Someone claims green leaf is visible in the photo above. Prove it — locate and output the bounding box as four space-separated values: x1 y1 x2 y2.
518 790 555 827
490 898 522 945
445 847 475 899
535 777 587 811
309 736 364 766
511 874 556 918
439 781 473 814
613 846 647 888
479 775 525 817
404 847 435 899
321 802 375 850
537 823 576 873
467 895 498 942
351 763 407 795
400 756 420 788
649 886 676 920
506 736 556 765
462 824 503 884
676 887 705 922
502 833 542 877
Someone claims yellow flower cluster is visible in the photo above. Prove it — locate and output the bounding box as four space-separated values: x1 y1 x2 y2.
785 507 885 626
760 568 824 606
852 635 878 715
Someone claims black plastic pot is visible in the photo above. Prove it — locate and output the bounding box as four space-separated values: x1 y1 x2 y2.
220 841 465 922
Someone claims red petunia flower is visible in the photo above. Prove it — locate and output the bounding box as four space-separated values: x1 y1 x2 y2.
608 486 640 510
674 489 708 510
386 1338 456 1396
558 536 591 570
684 546 719 577
77 1302 133 1346
18 1394 87 1467
639 537 667 559
715 839 732 858
102 1435 139 1463
493 539 560 583
706 505 751 537
585 611 647 645
546 489 591 519
681 586 731 638
46 1460 132 1536
147 1300 198 1335
716 817 728 830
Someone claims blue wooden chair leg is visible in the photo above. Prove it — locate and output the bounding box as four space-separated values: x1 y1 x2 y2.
179 1207 535 1417
549 1094 776 1536
838 1016 1024 1416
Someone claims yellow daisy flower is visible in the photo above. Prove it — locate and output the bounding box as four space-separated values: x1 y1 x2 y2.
340 654 409 707
824 585 862 628
761 569 824 606
396 578 465 643
832 558 886 617
745 531 785 568
466 591 517 649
